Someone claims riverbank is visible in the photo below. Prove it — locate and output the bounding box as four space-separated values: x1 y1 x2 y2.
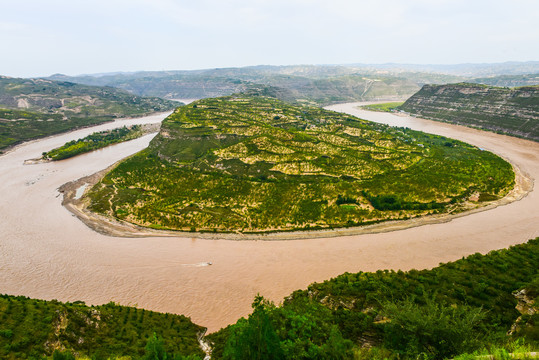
59 117 532 241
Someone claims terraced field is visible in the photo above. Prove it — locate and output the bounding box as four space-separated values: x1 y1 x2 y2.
400 83 539 141
85 95 514 233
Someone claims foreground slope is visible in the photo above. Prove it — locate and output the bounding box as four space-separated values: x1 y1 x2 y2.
0 76 180 150
4 238 538 359
85 94 514 233
0 296 204 359
208 237 539 359
400 83 539 141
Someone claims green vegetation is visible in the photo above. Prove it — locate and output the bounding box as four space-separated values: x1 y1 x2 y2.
42 125 144 160
208 237 539 359
86 95 514 233
400 83 539 142
0 76 180 150
361 102 404 112
0 295 204 359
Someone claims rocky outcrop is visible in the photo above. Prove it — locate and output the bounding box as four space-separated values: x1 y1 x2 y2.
400 83 539 142
508 288 538 336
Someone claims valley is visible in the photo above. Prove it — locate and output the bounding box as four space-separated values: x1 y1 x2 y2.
0 102 537 335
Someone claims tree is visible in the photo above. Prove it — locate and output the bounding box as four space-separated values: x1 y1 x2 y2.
381 296 485 359
52 350 76 360
144 332 168 360
223 295 284 360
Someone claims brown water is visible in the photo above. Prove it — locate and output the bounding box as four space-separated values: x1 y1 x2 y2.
1 105 538 332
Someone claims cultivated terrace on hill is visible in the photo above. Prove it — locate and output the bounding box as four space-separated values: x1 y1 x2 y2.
0 76 180 150
85 94 514 234
400 83 539 142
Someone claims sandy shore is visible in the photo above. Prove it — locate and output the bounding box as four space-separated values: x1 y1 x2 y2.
59 124 533 241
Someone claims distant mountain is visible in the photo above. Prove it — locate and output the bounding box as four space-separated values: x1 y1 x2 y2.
47 62 539 105
470 73 539 87
0 76 181 150
351 61 539 77
400 83 539 141
46 69 443 105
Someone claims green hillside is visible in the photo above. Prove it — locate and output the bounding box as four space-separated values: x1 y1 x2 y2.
0 296 204 359
208 237 539 359
0 76 180 150
400 83 539 141
84 94 514 234
4 238 538 359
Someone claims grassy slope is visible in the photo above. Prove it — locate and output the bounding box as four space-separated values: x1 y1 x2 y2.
0 76 180 150
208 237 539 359
400 83 539 142
86 95 514 233
0 296 204 360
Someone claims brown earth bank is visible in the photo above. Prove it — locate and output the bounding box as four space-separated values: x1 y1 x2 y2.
1 104 538 333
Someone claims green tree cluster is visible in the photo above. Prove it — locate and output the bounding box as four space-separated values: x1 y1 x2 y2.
209 238 539 359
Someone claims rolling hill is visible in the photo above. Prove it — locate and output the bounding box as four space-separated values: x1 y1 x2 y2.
84 94 514 233
400 83 539 141
0 76 181 150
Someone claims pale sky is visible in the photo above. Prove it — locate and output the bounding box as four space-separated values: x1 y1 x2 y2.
1 0 538 78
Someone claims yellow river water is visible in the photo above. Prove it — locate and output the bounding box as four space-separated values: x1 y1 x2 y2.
0 104 538 332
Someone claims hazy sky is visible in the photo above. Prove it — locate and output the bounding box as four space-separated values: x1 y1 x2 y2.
1 0 538 77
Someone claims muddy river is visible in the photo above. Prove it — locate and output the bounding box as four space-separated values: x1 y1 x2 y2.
0 105 538 332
